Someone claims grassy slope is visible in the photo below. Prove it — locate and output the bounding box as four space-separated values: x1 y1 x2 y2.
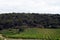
1 28 60 39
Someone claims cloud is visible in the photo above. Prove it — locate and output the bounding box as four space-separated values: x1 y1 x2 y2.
0 0 60 13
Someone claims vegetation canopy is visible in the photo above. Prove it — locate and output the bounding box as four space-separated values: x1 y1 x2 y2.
0 13 60 30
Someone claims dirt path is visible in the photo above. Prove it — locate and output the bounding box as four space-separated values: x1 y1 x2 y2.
0 34 3 37
8 39 42 40
0 34 7 40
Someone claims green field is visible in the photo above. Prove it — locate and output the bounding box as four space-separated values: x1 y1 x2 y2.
0 28 60 40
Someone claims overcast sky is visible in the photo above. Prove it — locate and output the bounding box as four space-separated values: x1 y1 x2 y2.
0 0 60 13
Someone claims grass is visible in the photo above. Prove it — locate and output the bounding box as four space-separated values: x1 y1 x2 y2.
0 28 60 40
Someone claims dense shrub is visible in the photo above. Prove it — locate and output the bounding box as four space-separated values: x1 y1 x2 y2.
0 13 60 30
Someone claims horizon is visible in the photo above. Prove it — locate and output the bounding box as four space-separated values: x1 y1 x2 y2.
0 12 60 15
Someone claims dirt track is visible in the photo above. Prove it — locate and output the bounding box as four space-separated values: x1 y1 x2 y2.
8 39 42 40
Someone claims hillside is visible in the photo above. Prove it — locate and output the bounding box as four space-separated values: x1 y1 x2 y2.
0 13 60 30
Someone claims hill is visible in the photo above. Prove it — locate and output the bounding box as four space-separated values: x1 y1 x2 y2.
0 13 60 30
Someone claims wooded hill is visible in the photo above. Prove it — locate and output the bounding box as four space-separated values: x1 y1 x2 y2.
0 13 60 30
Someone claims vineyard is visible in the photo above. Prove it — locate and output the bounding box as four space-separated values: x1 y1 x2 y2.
1 28 60 40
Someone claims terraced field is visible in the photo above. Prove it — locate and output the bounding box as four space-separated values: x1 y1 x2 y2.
1 28 60 40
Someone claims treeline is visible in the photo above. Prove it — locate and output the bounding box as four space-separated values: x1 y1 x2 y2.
0 13 60 30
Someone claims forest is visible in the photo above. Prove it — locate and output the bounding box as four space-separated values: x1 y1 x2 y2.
0 13 60 30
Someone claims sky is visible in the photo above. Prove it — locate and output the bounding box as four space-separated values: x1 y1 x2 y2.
0 0 60 14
